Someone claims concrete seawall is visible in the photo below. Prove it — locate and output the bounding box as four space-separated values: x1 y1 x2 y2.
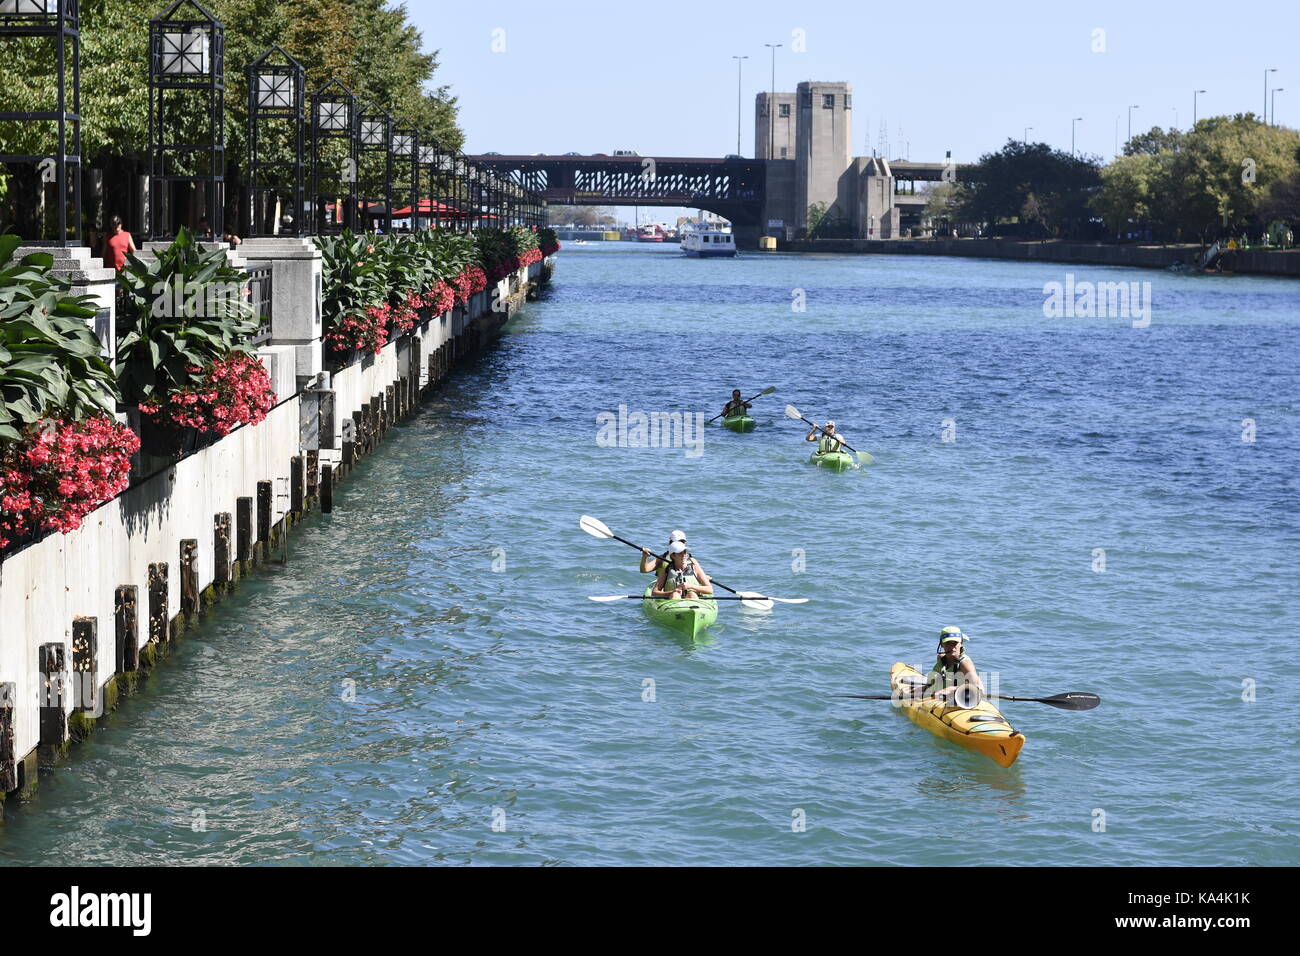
0 258 550 813
782 238 1300 278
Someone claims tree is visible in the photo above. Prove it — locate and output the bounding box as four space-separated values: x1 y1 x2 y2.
955 140 1102 238
1123 126 1186 156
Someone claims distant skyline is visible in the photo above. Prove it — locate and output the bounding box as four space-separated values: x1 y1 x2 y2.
413 0 1297 165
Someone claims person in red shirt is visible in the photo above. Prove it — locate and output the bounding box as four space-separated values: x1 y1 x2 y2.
102 215 137 271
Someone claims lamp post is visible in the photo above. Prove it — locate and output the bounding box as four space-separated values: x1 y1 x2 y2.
1193 90 1206 126
1071 116 1083 156
149 0 226 241
309 79 357 233
764 43 781 159
1127 104 1139 147
247 45 305 238
1024 126 1033 145
731 55 748 156
0 0 82 244
1273 88 1285 127
357 104 393 233
1265 68 1278 123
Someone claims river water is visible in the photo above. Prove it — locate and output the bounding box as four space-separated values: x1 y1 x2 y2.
3 242 1297 866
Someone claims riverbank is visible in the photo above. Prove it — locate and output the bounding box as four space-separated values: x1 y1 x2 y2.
782 237 1300 277
0 256 552 816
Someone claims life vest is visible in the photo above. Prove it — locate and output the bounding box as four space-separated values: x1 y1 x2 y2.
818 433 843 453
926 652 969 694
660 557 700 591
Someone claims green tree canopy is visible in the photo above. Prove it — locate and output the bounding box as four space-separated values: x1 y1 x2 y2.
955 140 1102 237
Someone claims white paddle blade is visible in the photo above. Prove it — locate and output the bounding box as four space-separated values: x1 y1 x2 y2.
579 515 613 539
759 386 777 396
784 404 803 420
587 594 631 602
856 451 874 465
736 591 775 612
769 597 810 604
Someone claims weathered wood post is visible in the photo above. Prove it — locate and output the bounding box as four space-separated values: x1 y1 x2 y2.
257 481 272 559
71 617 98 717
321 464 334 514
214 513 232 589
0 681 16 792
38 643 68 752
179 539 198 621
115 585 139 673
290 456 304 516
148 562 169 644
306 450 319 507
236 497 253 571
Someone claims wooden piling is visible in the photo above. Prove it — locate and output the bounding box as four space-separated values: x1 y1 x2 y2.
179 539 198 620
257 481 272 556
0 682 16 792
290 456 304 516
321 464 334 514
148 562 169 644
306 450 319 507
214 513 232 586
38 643 67 749
71 617 98 715
115 585 139 673
236 497 253 566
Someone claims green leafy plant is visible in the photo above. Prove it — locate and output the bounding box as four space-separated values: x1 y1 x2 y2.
0 233 118 443
115 228 261 407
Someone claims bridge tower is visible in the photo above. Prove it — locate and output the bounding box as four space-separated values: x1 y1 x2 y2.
795 81 853 233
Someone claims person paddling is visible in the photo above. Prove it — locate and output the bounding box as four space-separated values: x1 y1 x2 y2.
806 420 846 456
923 626 985 700
640 530 686 574
651 541 713 601
721 389 752 419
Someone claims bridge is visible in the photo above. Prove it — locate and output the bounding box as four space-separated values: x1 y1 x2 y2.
467 154 768 234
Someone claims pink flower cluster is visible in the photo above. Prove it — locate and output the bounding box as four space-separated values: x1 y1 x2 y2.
138 352 276 436
327 306 391 354
424 279 456 315
539 239 561 256
1 416 139 550
487 248 545 283
457 265 488 301
391 293 422 334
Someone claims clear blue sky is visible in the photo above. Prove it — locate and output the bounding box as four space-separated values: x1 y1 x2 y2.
412 0 1298 164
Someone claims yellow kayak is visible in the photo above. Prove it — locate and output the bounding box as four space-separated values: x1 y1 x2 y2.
889 662 1025 768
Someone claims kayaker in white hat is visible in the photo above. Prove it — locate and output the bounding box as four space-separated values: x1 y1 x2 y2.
721 389 751 419
924 626 985 700
640 530 687 573
650 540 713 601
806 420 846 455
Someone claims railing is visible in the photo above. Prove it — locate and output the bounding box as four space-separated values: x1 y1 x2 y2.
245 263 273 345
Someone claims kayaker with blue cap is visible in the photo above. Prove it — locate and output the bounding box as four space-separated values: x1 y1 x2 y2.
805 420 846 456
721 389 752 419
640 529 687 573
650 540 713 601
924 626 985 700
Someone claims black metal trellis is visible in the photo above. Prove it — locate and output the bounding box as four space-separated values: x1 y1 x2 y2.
0 0 81 244
246 44 304 238
148 0 225 241
389 125 418 231
418 142 439 230
309 78 356 234
356 103 392 233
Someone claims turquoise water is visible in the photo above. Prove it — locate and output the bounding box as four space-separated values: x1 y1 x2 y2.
2 243 1298 865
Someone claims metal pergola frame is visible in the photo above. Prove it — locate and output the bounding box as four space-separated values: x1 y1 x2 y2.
246 44 305 238
309 78 357 234
147 0 225 241
389 125 418 231
0 0 81 244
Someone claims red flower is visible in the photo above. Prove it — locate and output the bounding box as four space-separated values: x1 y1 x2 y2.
138 353 276 436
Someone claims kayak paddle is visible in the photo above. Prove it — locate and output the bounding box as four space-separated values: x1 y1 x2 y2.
589 593 775 611
785 404 874 464
833 691 1102 711
706 386 777 424
578 515 808 605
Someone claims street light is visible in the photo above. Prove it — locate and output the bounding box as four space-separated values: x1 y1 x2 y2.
1127 105 1139 147
732 55 748 156
1071 116 1083 156
1265 68 1278 123
1193 89 1206 126
1273 88 1285 127
1024 126 1033 145
764 42 781 159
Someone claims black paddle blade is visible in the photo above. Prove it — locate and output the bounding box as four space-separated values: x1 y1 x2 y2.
1042 692 1101 711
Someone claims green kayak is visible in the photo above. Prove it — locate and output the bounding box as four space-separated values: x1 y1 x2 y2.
642 583 718 639
721 414 756 432
809 450 856 471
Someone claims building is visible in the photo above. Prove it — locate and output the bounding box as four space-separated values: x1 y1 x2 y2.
755 92 796 160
